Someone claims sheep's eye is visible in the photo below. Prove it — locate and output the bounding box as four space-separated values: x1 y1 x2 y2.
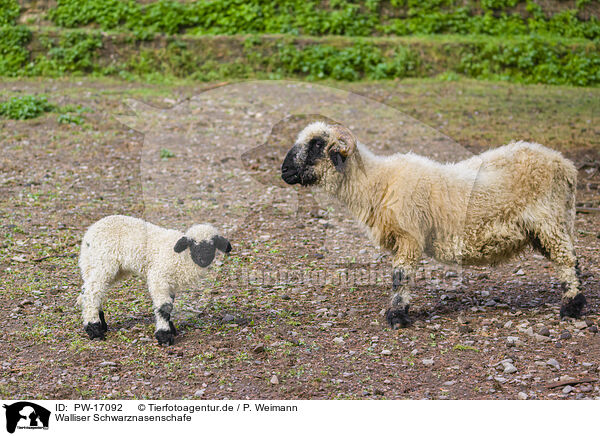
308 137 326 149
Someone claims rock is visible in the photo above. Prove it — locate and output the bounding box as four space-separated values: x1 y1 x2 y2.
506 336 522 347
503 362 518 374
517 392 528 400
99 361 117 367
559 330 572 340
222 314 235 323
503 320 513 329
18 299 33 308
270 375 279 385
589 325 598 334
443 381 456 386
111 376 120 382
523 326 534 337
573 320 587 329
546 358 560 370
562 385 574 394
515 269 525 276
494 376 508 383
410 349 419 356
281 295 291 300
538 326 550 337
333 337 344 344
194 389 205 397
534 333 551 342
252 343 265 353
422 358 434 367
380 349 391 356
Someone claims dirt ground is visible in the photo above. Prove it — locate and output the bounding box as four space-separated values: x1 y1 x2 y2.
0 78 599 400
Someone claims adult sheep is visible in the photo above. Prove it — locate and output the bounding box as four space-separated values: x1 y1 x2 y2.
78 215 231 345
281 121 585 328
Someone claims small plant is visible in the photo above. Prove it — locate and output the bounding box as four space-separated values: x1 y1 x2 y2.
453 344 480 352
0 95 54 120
57 113 84 125
160 148 175 160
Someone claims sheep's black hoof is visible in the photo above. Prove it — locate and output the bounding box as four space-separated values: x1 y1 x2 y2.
99 310 108 332
169 321 178 336
85 322 106 340
385 306 412 330
560 293 587 318
155 329 175 346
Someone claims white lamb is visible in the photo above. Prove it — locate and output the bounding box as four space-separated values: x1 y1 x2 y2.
78 215 231 345
281 122 584 328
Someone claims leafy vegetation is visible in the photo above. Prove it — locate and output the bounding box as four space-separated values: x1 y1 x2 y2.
0 1 599 85
0 0 20 26
0 95 54 120
44 0 600 40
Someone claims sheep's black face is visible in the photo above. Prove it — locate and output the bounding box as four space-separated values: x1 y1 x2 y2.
281 135 327 186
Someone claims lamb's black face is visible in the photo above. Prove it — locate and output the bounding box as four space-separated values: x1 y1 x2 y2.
281 135 328 186
174 235 232 268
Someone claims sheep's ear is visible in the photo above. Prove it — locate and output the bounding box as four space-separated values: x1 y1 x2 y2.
329 150 347 172
174 237 190 253
213 235 232 253
189 240 216 268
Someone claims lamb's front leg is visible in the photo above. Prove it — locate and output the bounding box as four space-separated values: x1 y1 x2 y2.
385 265 414 329
148 280 178 346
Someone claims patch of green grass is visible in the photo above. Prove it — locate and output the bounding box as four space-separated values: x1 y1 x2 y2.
160 148 175 160
0 95 54 120
453 344 480 352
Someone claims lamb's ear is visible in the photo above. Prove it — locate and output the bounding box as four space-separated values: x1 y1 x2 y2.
189 240 216 268
213 235 232 253
173 237 190 253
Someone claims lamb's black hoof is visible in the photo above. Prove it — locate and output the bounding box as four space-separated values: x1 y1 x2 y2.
99 310 108 332
169 321 178 336
385 306 412 330
560 293 587 318
85 322 106 340
155 329 175 346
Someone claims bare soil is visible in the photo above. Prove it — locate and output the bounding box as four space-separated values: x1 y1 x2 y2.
0 78 598 400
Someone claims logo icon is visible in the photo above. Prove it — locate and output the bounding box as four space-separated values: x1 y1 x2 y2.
3 402 50 433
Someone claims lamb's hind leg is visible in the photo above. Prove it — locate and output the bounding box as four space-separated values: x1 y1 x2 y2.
385 265 415 329
531 226 586 318
80 279 109 340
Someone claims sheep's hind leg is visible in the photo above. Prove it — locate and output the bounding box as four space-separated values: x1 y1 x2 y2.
385 267 413 329
531 227 586 318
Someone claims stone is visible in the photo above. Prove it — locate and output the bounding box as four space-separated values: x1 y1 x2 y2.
559 330 572 340
517 392 528 400
111 376 120 382
503 362 518 374
562 385 574 394
194 389 205 397
333 337 344 344
381 349 392 356
589 325 598 334
422 358 434 367
538 326 550 337
574 320 587 329
515 269 525 276
222 314 235 323
546 358 560 370
99 361 117 367
252 343 265 353
503 320 513 329
270 375 279 385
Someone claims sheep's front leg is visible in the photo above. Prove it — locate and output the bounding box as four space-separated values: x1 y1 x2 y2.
385 266 414 329
148 280 178 346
